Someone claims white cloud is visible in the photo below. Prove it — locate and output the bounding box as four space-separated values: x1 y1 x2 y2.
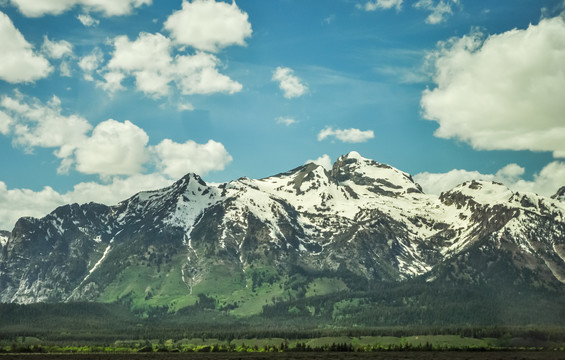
414 0 457 24
104 32 242 97
68 173 171 205
41 36 73 59
177 101 194 111
78 47 103 81
96 71 125 92
0 181 66 231
0 110 13 134
511 162 565 196
360 0 457 23
8 0 151 17
1 93 92 166
75 119 149 176
164 0 252 53
421 16 565 158
414 162 565 197
41 36 73 77
361 0 403 11
276 116 297 126
317 126 374 143
77 13 99 27
60 61 72 77
306 154 332 171
0 173 172 231
272 67 308 99
0 11 52 83
0 91 233 179
174 51 242 95
496 163 525 181
153 139 232 179
107 32 173 96
108 32 171 72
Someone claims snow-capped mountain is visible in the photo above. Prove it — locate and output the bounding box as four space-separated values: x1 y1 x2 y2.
1 152 564 309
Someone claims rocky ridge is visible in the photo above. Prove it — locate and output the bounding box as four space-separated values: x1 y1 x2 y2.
0 152 564 310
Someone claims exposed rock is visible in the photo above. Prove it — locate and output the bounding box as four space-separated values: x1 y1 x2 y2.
1 152 564 307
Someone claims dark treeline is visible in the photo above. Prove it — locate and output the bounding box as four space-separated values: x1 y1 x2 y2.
1 279 564 345
2 302 565 346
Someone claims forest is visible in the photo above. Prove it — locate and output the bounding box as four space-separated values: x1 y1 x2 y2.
1 277 565 351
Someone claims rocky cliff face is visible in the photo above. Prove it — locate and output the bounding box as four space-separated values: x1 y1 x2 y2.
553 186 565 202
1 152 564 311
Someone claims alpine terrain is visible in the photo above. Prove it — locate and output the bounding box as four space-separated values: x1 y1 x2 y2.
1 152 564 325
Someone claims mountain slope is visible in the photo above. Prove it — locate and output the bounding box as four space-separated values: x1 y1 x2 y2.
1 152 564 317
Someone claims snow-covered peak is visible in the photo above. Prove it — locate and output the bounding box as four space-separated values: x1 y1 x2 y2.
442 180 513 206
254 163 331 196
175 172 208 187
340 151 366 161
332 152 422 196
126 173 208 205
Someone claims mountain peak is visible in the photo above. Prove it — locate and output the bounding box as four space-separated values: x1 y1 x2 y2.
332 152 422 195
2 152 565 308
341 151 366 161
176 173 207 188
552 186 565 201
443 180 513 206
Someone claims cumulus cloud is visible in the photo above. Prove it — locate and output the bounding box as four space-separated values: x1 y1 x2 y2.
69 173 171 205
77 13 99 27
96 71 125 93
272 67 308 99
175 51 242 95
414 0 457 24
0 182 66 231
106 33 241 97
0 110 13 134
414 162 565 197
152 139 232 179
75 119 149 176
317 127 374 143
1 92 233 179
0 11 52 83
306 154 332 171
164 0 252 53
108 33 171 75
103 32 242 97
276 116 297 126
78 47 103 81
421 16 565 158
41 36 74 77
7 0 151 17
1 92 92 168
41 36 73 59
361 0 403 11
0 173 171 231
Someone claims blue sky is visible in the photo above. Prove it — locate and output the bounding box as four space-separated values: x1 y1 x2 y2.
1 0 565 229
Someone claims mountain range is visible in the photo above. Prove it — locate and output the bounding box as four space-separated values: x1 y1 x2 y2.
1 152 564 322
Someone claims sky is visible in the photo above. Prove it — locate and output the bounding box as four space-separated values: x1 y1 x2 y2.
1 0 565 230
